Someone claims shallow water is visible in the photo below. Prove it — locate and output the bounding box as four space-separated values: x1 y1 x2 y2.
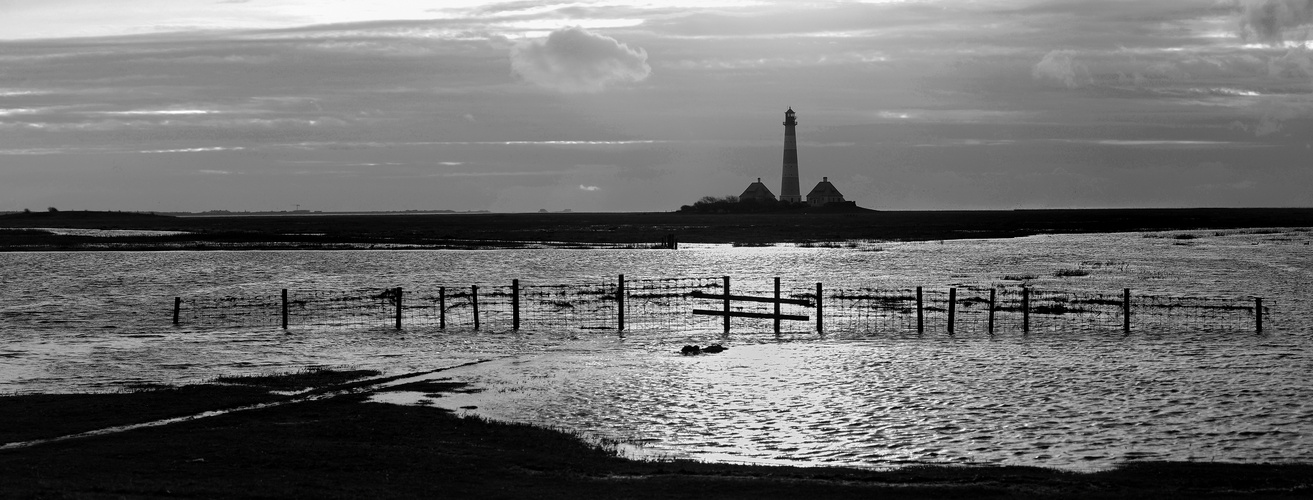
414 332 1312 470
1 229 1311 470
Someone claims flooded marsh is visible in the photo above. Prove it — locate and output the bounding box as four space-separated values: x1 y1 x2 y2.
1 229 1310 470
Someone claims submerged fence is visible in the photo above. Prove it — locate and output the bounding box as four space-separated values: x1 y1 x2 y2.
173 276 1270 335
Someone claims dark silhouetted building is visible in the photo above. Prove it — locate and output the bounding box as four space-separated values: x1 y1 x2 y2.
739 177 777 202
780 108 801 203
806 177 846 206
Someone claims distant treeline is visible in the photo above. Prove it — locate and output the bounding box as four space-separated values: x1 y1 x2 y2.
678 196 810 214
677 196 863 214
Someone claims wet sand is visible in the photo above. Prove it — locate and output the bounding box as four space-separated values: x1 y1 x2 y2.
3 369 1310 498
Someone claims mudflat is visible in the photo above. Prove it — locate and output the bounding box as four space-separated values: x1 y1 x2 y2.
2 370 1310 499
2 207 1312 250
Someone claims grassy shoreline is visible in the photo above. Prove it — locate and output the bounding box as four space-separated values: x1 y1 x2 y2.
3 369 1310 498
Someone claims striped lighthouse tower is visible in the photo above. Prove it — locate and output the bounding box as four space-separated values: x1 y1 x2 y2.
779 107 802 203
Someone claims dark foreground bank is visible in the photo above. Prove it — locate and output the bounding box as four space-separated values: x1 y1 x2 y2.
3 370 1310 499
3 207 1312 250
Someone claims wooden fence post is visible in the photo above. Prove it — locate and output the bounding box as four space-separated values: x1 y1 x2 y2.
394 287 403 330
1123 288 1131 334
947 287 956 334
916 286 924 334
987 288 996 335
439 287 446 330
472 285 480 331
281 289 288 330
1256 297 1264 333
173 297 181 325
722 276 731 335
617 274 625 332
774 277 782 334
816 282 824 335
512 279 520 331
1022 287 1030 334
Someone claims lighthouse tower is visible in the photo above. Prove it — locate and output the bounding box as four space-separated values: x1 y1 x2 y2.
779 107 802 203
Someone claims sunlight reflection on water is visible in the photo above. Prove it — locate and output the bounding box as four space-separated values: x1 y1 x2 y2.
416 333 1313 471
1 229 1311 470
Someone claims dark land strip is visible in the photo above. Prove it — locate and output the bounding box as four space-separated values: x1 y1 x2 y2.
0 368 382 446
2 207 1312 250
2 369 1311 499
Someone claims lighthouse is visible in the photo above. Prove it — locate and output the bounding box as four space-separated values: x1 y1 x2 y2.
779 107 802 203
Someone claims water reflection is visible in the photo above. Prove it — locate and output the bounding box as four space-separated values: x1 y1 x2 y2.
437 334 1313 470
1 229 1310 470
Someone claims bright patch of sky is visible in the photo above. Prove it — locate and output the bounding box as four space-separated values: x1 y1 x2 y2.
0 0 756 40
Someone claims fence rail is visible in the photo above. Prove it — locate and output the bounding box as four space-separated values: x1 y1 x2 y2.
172 276 1270 335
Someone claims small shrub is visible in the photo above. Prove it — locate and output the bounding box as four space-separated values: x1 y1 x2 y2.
1174 234 1197 240
1003 274 1038 281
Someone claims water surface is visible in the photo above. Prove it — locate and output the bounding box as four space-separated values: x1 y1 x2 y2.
2 229 1310 470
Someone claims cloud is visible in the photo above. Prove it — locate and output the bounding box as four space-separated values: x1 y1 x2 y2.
510 27 650 93
1032 50 1091 89
440 171 564 178
1255 115 1285 136
95 109 222 116
1250 96 1313 136
5 117 347 133
1239 0 1313 45
0 108 42 116
140 146 246 153
1267 46 1313 77
1094 140 1249 148
875 109 1034 123
579 184 600 191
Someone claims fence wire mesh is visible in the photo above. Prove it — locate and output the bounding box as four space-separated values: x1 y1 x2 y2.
176 277 1269 335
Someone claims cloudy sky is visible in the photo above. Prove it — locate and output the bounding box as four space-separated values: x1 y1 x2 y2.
2 0 1312 212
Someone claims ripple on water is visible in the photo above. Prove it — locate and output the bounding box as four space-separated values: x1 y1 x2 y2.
1 231 1311 467
426 333 1313 471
